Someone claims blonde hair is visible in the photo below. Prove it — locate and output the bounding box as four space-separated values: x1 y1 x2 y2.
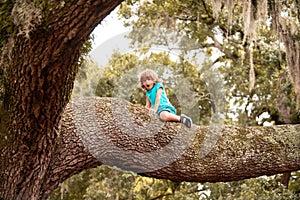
139 69 160 89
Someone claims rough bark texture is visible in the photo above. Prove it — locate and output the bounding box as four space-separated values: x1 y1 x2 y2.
0 1 123 200
42 97 299 191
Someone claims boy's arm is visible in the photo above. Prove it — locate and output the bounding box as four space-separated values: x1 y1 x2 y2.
153 88 162 112
145 96 151 109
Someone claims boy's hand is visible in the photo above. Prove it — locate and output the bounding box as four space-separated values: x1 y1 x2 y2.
148 108 157 115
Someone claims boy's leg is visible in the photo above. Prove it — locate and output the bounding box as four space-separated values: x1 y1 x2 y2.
159 111 192 128
159 111 180 122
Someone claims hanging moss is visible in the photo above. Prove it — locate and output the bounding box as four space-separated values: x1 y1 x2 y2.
0 0 16 52
11 0 42 38
209 0 300 110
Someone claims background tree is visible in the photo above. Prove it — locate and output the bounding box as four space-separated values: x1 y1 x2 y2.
73 58 101 98
49 165 206 200
118 0 300 111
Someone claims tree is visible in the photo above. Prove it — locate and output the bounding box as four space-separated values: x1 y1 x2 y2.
0 0 123 199
48 165 204 199
55 98 300 197
119 0 300 110
0 1 299 200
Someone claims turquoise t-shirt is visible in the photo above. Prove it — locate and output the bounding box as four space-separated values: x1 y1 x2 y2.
146 82 176 115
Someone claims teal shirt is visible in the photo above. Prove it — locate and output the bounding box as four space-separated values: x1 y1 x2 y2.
146 82 176 115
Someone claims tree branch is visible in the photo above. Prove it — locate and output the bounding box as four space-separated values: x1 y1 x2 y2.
45 97 300 194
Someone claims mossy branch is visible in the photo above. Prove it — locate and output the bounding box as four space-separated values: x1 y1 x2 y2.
56 97 300 183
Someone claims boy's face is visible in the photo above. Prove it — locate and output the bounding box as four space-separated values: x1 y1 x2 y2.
142 79 155 91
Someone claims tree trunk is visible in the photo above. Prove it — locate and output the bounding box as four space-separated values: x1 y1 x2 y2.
276 173 291 188
0 1 123 199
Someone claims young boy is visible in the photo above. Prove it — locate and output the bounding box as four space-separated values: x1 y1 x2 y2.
139 69 192 128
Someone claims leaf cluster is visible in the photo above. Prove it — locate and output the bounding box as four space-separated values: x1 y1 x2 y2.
206 173 300 200
48 165 203 200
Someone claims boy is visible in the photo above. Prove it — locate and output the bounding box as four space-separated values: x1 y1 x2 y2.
139 69 192 128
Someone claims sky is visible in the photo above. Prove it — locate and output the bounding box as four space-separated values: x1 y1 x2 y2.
91 8 129 51
89 7 134 68
89 8 206 69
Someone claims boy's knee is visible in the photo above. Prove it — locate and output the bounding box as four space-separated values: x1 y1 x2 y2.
159 111 168 121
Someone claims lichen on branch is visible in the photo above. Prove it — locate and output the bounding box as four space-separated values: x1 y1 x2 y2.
11 0 42 38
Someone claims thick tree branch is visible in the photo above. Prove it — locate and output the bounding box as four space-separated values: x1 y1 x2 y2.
46 97 300 192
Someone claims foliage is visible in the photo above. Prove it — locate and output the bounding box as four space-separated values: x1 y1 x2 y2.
48 165 203 200
117 0 300 126
220 26 299 126
73 56 101 97
49 167 300 200
206 173 300 200
48 166 135 200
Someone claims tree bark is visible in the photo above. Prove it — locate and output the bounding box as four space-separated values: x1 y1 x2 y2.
0 1 123 199
39 97 300 198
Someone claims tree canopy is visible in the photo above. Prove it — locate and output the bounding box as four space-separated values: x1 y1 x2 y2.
118 0 300 113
